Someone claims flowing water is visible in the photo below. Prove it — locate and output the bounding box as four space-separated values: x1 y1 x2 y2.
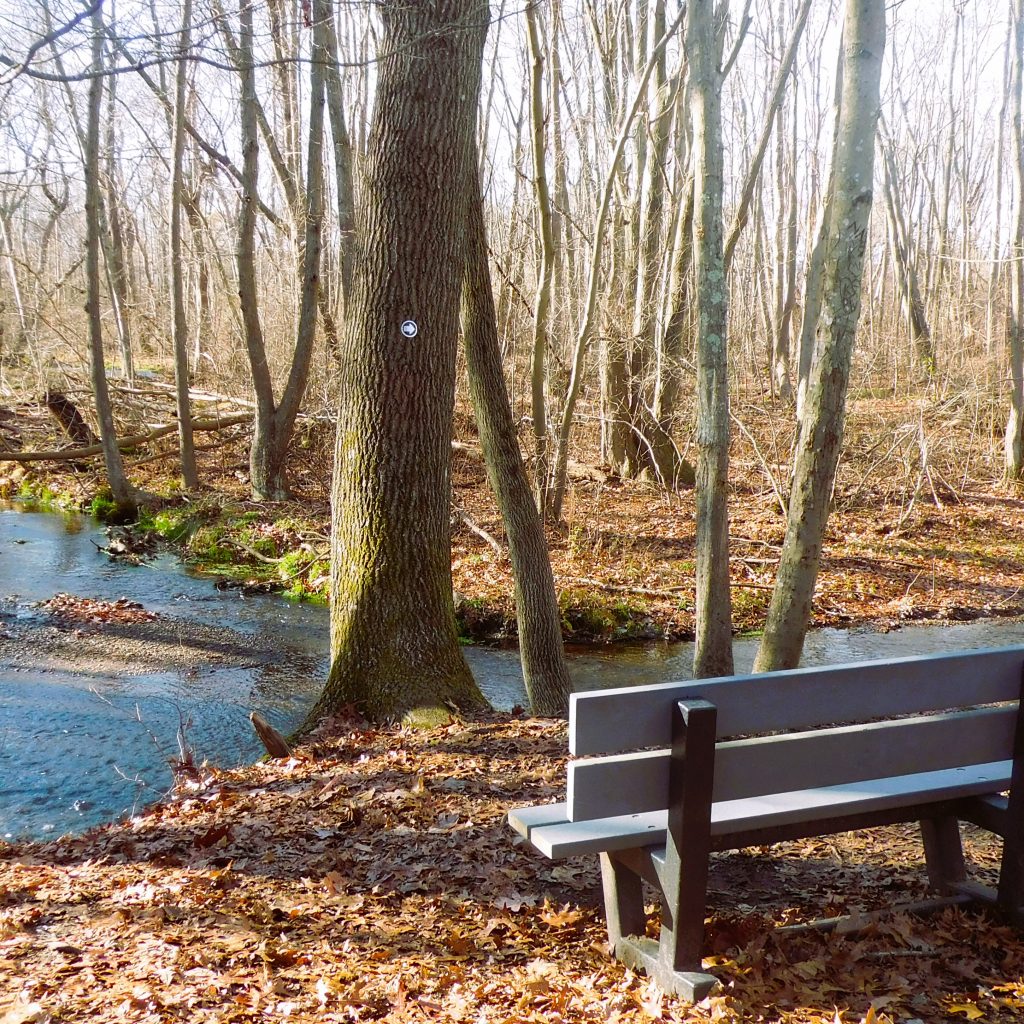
3 504 1024 841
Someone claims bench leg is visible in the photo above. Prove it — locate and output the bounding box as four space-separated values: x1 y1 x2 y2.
616 699 720 1002
921 816 967 894
599 852 646 949
999 828 1024 923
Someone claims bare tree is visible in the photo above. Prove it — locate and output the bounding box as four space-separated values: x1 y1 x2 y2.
84 1 133 509
1007 0 1024 480
687 0 733 678
169 0 198 488
462 143 572 717
755 0 886 672
308 0 489 725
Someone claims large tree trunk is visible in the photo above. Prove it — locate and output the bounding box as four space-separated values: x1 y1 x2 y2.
461 154 572 718
687 0 733 678
754 0 885 672
308 0 488 725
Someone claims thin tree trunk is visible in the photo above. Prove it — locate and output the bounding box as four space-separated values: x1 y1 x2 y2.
549 6 686 521
271 0 326 466
650 166 697 487
1006 0 1024 479
85 2 133 509
103 69 134 383
722 0 813 273
235 0 279 499
772 88 797 402
687 0 733 678
878 122 934 375
754 0 885 672
170 0 199 488
321 3 357 312
525 2 554 514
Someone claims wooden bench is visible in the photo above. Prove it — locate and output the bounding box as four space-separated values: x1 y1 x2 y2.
508 646 1024 1001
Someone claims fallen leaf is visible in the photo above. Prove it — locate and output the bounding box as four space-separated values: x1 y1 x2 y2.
947 1004 985 1020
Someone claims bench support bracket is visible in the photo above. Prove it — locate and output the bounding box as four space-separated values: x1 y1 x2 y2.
617 934 719 1002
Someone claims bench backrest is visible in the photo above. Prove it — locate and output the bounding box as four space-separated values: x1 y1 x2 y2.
567 646 1024 822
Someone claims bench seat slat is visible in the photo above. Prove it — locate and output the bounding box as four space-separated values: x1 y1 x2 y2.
569 646 1024 756
532 761 1012 859
568 706 1017 821
507 802 568 841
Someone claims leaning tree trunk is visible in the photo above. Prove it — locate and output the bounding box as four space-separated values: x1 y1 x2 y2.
307 0 488 725
461 152 573 718
754 0 885 672
524 1 555 514
687 0 733 678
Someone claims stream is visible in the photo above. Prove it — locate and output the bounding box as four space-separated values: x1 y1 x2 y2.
3 503 1024 841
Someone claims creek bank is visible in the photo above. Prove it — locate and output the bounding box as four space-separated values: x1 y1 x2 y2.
7 376 1024 647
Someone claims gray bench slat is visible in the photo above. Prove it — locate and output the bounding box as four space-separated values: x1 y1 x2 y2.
569 645 1024 756
568 705 1017 821
507 802 567 840
532 761 1013 859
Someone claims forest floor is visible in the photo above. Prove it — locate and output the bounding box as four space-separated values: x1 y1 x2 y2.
1 712 1023 1024
2 371 1024 643
3 374 1024 1021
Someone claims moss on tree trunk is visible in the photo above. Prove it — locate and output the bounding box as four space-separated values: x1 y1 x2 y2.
307 0 488 726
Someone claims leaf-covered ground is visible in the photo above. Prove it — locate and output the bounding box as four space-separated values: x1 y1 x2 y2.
2 715 1022 1024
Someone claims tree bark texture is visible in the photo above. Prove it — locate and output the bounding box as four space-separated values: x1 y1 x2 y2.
311 0 488 724
687 0 733 678
754 0 885 672
462 155 573 718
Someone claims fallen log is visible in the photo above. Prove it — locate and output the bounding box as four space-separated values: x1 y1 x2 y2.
0 412 252 463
